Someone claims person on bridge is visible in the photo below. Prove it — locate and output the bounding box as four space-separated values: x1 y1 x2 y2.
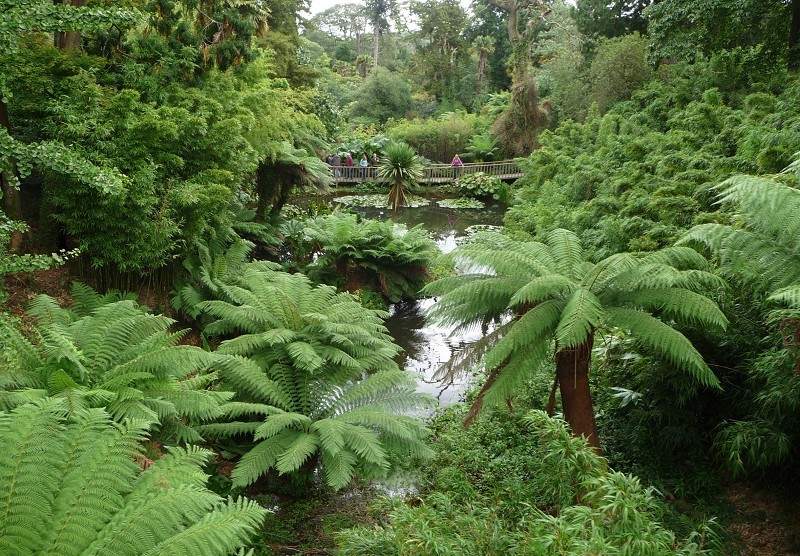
359 154 369 180
451 154 464 179
345 153 354 178
370 152 379 178
331 153 341 177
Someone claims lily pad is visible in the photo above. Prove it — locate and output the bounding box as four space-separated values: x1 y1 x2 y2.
436 198 485 209
334 194 429 208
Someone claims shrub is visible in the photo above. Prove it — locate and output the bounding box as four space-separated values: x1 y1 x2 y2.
450 172 509 202
298 212 438 302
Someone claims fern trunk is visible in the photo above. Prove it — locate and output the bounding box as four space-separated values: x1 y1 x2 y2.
555 337 601 453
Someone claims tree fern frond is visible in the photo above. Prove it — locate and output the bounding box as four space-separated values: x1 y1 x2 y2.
140 497 266 556
716 174 800 246
275 432 319 474
556 289 604 349
547 228 584 281
510 275 574 306
321 449 358 491
768 285 800 308
254 412 313 440
639 246 711 270
28 294 72 326
605 307 720 388
0 403 266 556
231 433 293 487
484 300 563 370
0 400 68 554
623 288 728 329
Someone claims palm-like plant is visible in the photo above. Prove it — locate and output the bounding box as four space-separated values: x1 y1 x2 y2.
423 229 727 448
0 283 231 443
197 268 434 489
0 400 267 556
378 142 423 214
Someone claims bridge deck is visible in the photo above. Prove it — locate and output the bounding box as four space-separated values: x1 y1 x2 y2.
329 160 523 184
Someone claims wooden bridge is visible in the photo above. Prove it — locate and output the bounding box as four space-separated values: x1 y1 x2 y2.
329 160 524 184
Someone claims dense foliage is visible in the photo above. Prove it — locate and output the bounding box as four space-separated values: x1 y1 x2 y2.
0 400 267 556
4 0 800 552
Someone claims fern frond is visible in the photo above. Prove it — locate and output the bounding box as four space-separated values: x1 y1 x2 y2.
254 411 313 440
623 288 728 329
231 432 293 487
484 300 562 370
275 432 319 474
547 228 584 281
139 497 267 556
555 288 604 349
768 285 800 308
510 275 574 306
605 307 720 388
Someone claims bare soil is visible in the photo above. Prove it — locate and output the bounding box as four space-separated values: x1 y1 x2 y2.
727 483 800 555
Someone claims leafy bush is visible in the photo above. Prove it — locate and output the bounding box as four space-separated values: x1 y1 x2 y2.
337 410 722 555
0 283 231 443
195 268 435 490
506 68 800 258
0 400 267 556
386 112 490 163
348 67 414 124
589 33 653 113
450 172 508 202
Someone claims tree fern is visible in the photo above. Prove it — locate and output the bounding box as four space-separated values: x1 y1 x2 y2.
0 400 266 556
0 283 232 443
197 268 435 489
423 229 726 448
681 171 800 302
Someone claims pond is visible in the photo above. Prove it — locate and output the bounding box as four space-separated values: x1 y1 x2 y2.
334 194 507 405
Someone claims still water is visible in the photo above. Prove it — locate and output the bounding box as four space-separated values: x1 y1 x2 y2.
336 197 507 405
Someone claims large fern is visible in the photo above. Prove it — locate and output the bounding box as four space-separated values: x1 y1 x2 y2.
681 166 800 475
0 400 267 556
423 229 727 447
0 283 232 443
298 213 438 302
197 268 435 490
681 171 800 306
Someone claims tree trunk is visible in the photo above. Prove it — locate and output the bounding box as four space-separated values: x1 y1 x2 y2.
0 97 24 252
477 53 487 95
790 0 800 71
54 0 86 50
372 24 380 67
555 337 601 452
254 164 272 222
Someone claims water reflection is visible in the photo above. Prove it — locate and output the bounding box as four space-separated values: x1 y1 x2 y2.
341 198 506 405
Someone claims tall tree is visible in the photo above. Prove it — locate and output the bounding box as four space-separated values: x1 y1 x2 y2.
483 0 549 154
410 0 469 99
364 0 398 66
424 230 726 449
646 0 791 67
474 35 495 96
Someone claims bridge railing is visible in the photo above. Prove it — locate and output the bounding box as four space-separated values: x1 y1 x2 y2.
328 160 522 184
